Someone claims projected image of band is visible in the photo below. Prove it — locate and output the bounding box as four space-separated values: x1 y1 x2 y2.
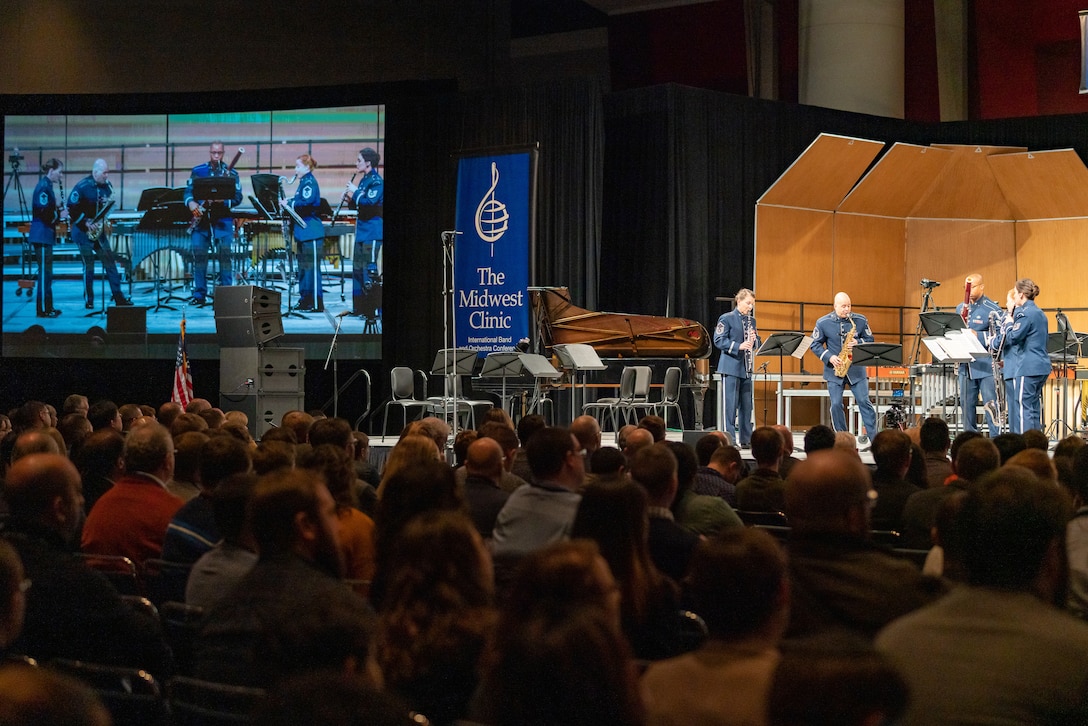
2 105 384 360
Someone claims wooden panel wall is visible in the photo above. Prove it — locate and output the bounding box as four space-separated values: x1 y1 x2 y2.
902 218 1018 310
755 205 835 308
1016 219 1088 331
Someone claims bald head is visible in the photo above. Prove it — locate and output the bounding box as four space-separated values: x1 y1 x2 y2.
465 437 504 482
833 292 852 318
785 449 872 534
624 427 654 456
10 430 61 463
570 416 602 454
4 453 83 538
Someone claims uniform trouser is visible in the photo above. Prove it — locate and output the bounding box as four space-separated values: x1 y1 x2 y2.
827 375 878 436
352 238 382 311
190 229 233 300
34 244 53 313
76 233 125 303
1015 374 1048 433
1004 377 1020 434
959 371 999 436
297 239 322 306
721 374 753 445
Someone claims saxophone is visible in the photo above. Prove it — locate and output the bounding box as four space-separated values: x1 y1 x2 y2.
833 317 856 378
984 310 1006 427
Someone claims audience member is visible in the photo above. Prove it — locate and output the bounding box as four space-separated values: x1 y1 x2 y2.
623 427 655 458
452 429 478 468
511 413 546 482
198 407 226 430
118 403 142 432
784 450 944 641
919 416 951 487
833 430 860 456
195 467 367 686
87 400 122 432
3 453 171 674
630 443 699 582
0 541 26 655
81 423 184 563
376 435 441 499
589 446 627 479
877 466 1088 725
1022 427 1050 451
638 415 667 443
570 415 603 471
991 432 1026 465
309 417 377 516
63 393 90 417
9 430 60 462
803 424 836 454
666 440 742 537
251 670 417 726
377 511 496 723
734 426 786 512
461 437 511 537
899 437 1000 549
1065 446 1088 618
169 412 209 438
156 401 183 429
1005 447 1057 482
281 410 315 445
491 427 584 560
572 477 681 660
186 398 212 414
162 434 252 564
474 421 528 493
773 424 801 479
185 473 258 611
692 443 743 505
616 423 637 449
643 528 788 725
869 429 919 532
168 430 208 502
904 442 928 490
57 413 92 454
0 665 111 726
70 428 124 513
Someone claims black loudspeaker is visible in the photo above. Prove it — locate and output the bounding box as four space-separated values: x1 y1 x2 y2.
106 306 147 334
213 286 283 346
221 392 305 439
220 348 304 394
682 429 715 447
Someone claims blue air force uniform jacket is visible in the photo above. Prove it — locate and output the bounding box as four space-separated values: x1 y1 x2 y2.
183 162 242 236
290 172 325 243
30 176 59 245
810 312 875 386
352 169 383 241
714 309 760 378
955 295 1003 379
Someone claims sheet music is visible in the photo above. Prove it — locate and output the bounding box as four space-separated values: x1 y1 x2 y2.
792 335 813 359
945 328 989 359
923 336 973 363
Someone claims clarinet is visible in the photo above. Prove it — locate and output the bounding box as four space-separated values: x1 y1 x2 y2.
742 314 755 375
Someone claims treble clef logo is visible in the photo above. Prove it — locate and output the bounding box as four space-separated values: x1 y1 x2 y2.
475 162 509 257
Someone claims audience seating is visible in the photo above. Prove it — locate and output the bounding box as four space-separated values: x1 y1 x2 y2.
869 529 902 547
159 602 205 678
382 366 430 439
120 594 160 622
142 559 193 606
76 553 141 595
583 365 638 431
168 675 266 726
736 510 789 527
676 609 710 653
646 365 684 428
50 659 168 726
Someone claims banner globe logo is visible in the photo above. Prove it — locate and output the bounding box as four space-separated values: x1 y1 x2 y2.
475 162 509 257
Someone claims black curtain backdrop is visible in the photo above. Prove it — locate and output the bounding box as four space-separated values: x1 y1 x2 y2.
8 79 1088 426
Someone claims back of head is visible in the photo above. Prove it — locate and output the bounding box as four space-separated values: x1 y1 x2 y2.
803 425 836 454
465 436 504 480
197 408 226 430
377 435 440 498
961 466 1071 591
71 429 124 480
157 401 183 428
4 453 79 524
638 416 666 443
525 427 576 481
248 468 324 557
122 422 172 474
569 415 601 452
281 410 315 444
871 429 911 472
952 437 1000 483
949 430 983 463
0 665 111 726
695 433 725 466
210 472 256 544
687 527 786 639
785 450 871 533
308 417 354 449
1005 448 1057 482
57 413 92 453
751 426 783 466
453 429 478 467
375 459 460 554
663 440 698 493
86 400 118 431
118 403 143 431
628 443 678 502
199 434 251 490
590 447 626 477
10 431 60 463
919 417 950 453
479 421 518 455
571 478 650 586
991 433 1026 465
253 440 296 475
1022 428 1050 451
300 444 357 508
170 412 209 438
623 427 654 456
516 414 547 447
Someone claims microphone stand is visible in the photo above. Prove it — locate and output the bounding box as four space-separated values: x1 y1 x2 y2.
757 362 770 427
324 313 348 418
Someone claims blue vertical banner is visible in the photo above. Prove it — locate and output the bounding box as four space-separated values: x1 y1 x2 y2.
453 151 534 354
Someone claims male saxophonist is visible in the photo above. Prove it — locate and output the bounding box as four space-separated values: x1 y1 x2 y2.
184 141 242 307
956 273 1002 436
810 292 877 448
714 288 760 447
67 159 131 309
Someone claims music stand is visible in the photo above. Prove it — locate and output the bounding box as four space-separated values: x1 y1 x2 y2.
851 343 902 431
917 312 967 424
1046 329 1079 438
480 352 525 415
755 332 809 426
136 186 184 211
430 348 482 430
136 202 191 311
553 343 606 424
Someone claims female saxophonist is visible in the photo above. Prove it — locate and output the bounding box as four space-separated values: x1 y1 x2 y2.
713 288 760 447
281 154 326 312
995 279 1050 434
30 158 66 317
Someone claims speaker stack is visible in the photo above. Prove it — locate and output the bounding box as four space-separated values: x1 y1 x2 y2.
214 286 304 439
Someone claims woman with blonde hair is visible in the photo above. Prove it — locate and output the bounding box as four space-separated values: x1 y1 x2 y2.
280 153 325 312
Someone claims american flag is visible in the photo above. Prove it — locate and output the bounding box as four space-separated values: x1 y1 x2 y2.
172 318 194 407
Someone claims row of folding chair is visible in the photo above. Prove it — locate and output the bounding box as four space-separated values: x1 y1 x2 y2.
76 554 193 606
582 365 684 431
382 366 493 437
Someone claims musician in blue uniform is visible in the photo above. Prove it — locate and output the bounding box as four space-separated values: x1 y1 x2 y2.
998 278 1050 433
956 273 1003 436
184 141 242 306
67 159 131 309
346 147 383 318
30 158 66 317
809 292 877 446
989 287 1021 434
714 288 760 447
281 154 325 312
